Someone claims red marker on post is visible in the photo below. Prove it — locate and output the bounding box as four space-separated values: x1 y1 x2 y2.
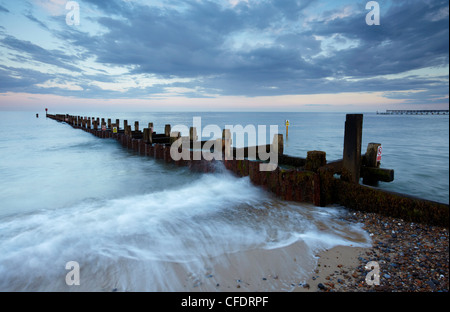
377 145 382 162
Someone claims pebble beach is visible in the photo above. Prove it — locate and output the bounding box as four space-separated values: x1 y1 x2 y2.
296 210 449 292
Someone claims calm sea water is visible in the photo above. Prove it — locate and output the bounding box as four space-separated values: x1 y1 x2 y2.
0 111 447 291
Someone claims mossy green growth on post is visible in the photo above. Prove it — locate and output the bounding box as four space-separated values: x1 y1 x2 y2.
305 151 326 172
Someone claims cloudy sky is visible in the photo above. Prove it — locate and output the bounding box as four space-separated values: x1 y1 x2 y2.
0 0 448 112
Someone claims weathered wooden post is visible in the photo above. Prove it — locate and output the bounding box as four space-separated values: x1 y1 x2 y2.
124 120 128 132
361 142 394 186
143 128 150 143
164 124 171 137
365 143 381 168
148 123 154 143
108 119 111 129
273 134 284 155
135 121 139 132
305 151 326 172
116 119 120 130
342 114 363 183
189 127 198 141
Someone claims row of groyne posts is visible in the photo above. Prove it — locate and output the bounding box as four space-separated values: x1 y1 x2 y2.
46 113 448 228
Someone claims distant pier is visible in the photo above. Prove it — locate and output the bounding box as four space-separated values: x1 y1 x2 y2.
377 109 449 115
46 112 449 227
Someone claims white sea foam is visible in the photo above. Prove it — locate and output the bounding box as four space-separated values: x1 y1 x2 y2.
0 169 370 291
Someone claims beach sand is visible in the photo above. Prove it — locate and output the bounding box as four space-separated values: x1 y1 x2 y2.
295 245 369 292
295 210 449 292
169 208 448 293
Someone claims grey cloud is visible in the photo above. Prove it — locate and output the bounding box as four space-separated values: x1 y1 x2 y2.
0 35 82 72
0 4 9 13
0 0 447 105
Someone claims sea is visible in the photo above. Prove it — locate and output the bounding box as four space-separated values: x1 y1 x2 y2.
0 111 448 291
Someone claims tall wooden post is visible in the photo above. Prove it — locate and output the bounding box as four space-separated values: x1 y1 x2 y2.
342 114 363 183
273 134 284 155
165 124 171 137
190 127 198 141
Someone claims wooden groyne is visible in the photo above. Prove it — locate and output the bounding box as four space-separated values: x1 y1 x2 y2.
46 113 449 228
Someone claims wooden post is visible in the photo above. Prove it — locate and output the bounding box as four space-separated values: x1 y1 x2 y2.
272 134 283 155
107 119 111 129
143 128 150 143
116 119 120 130
365 143 381 168
342 114 363 183
164 124 171 137
135 121 139 132
149 125 153 144
305 151 326 172
190 127 198 141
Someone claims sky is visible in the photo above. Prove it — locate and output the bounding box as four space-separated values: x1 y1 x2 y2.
0 0 448 112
